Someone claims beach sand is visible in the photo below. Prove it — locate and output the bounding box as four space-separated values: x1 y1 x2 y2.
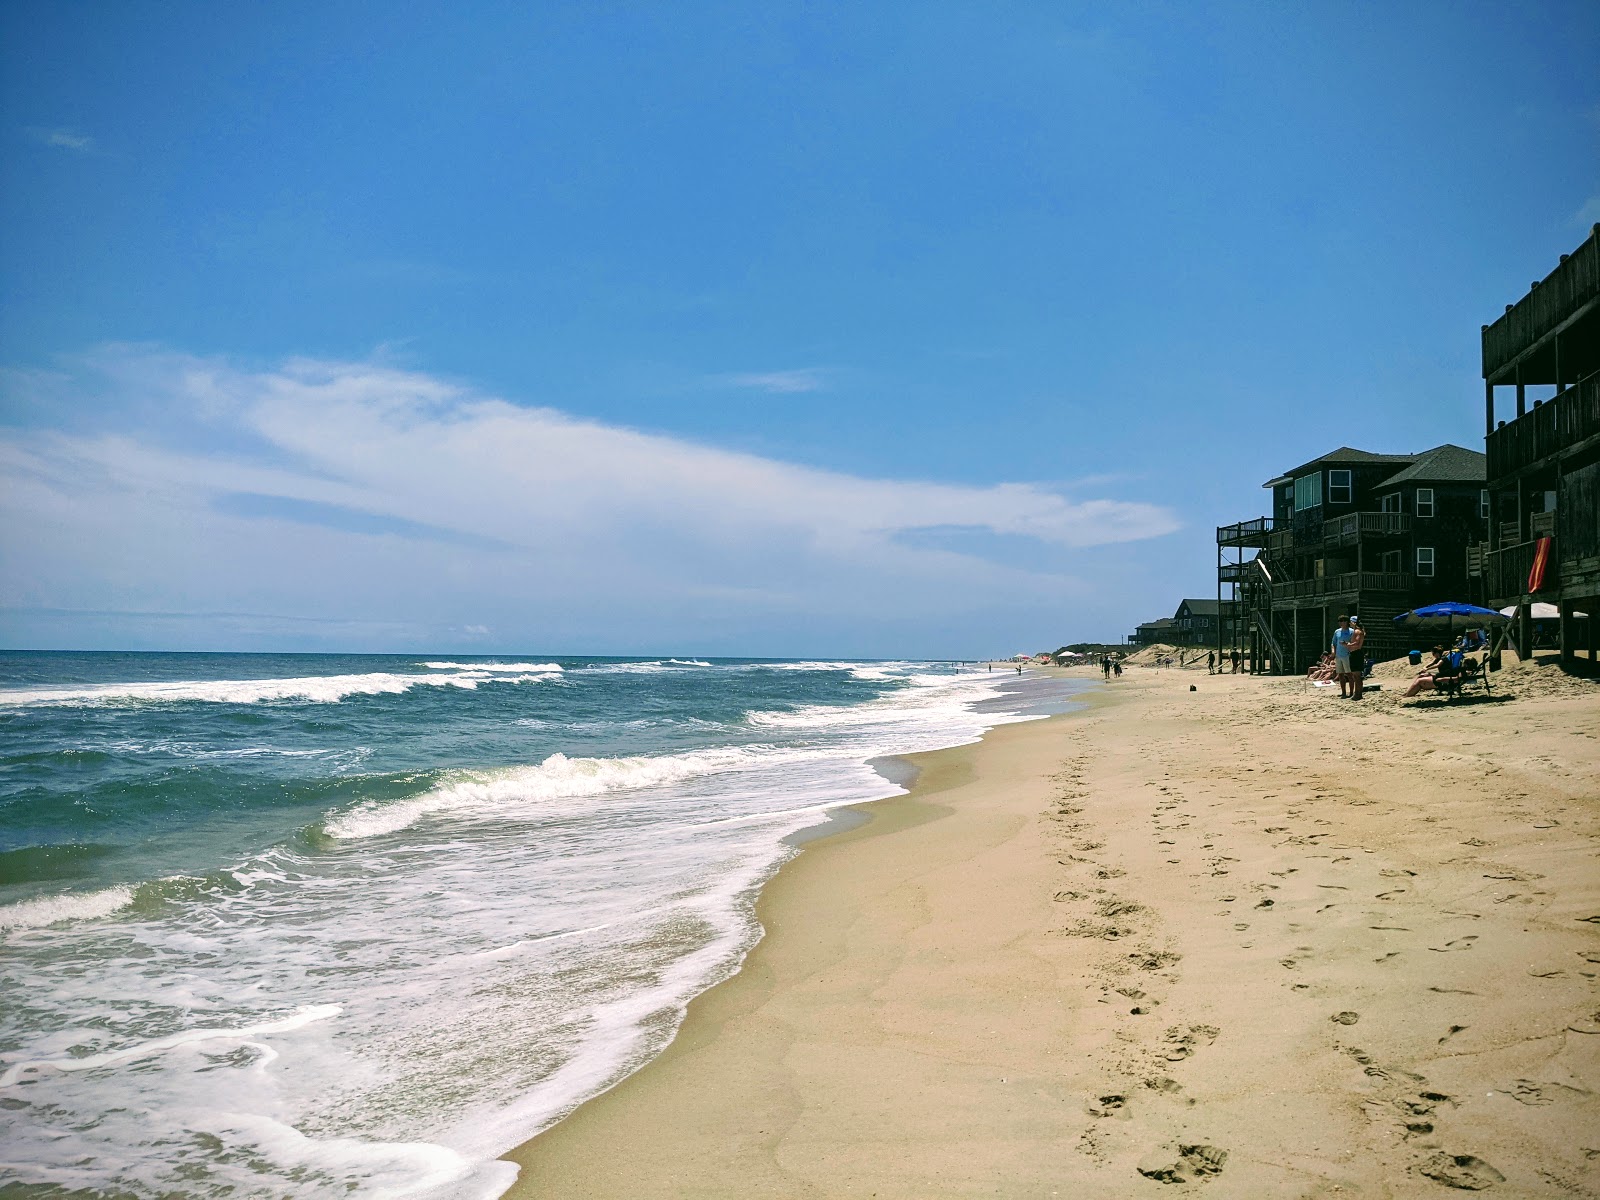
503 659 1600 1197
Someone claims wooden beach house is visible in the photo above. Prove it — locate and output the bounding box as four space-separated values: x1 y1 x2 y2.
1172 599 1237 646
1479 225 1600 667
1130 617 1178 646
1217 444 1486 673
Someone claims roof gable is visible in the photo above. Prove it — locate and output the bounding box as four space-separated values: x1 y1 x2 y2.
1265 446 1417 487
1375 443 1486 485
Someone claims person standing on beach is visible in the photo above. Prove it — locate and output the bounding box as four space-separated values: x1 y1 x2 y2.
1347 617 1367 700
1207 650 1216 674
1101 655 1111 679
1231 648 1242 673
1331 616 1355 698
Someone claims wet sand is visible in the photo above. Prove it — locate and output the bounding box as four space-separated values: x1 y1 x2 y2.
503 659 1600 1197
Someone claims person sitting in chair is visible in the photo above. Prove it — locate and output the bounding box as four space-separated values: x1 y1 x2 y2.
1404 645 1460 697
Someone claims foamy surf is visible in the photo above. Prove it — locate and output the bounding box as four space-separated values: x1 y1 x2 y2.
0 883 135 929
322 745 811 839
0 669 561 707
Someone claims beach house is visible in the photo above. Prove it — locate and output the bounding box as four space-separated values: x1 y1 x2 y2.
1172 598 1238 646
1130 616 1178 646
1218 444 1486 673
1479 225 1600 666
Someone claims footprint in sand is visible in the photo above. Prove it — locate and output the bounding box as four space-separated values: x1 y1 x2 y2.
1162 1024 1219 1062
1429 936 1479 953
1331 1011 1360 1025
1136 1144 1228 1184
1417 1153 1505 1190
1086 1093 1129 1119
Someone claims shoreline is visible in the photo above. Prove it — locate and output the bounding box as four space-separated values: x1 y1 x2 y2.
501 660 1599 1196
500 678 1111 1194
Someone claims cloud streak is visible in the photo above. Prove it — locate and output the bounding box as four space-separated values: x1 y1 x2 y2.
721 368 829 394
0 348 1178 653
27 127 95 153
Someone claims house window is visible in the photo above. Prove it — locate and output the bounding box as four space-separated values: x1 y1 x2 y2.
1328 470 1352 504
1417 546 1435 577
1293 473 1323 511
1416 488 1435 518
1381 492 1401 514
1480 489 1490 520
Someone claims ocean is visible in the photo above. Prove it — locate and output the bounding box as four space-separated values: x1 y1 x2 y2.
0 651 1087 1197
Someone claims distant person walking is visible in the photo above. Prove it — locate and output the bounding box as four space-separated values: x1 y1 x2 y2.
1230 648 1241 674
1331 615 1356 699
1112 657 1123 678
1207 650 1216 674
1102 655 1111 679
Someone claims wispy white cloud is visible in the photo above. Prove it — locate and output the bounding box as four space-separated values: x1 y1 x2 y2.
0 347 1179 652
27 127 95 153
721 368 828 394
1574 194 1600 228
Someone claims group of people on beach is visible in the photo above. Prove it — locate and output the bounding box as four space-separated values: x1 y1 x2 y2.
1100 654 1122 679
1205 649 1243 674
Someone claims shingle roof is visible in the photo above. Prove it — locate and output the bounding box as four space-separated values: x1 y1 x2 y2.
1136 617 1177 630
1264 446 1417 487
1376 443 1486 485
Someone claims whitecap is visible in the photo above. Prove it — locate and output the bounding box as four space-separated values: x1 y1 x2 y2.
0 670 561 708
419 662 563 673
0 885 135 930
323 745 800 840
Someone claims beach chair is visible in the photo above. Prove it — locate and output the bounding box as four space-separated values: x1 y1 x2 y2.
1433 652 1490 701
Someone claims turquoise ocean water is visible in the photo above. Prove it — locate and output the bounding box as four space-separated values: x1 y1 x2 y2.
0 652 1086 1197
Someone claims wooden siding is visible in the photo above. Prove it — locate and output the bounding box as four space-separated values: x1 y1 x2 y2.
1560 461 1600 562
1482 229 1600 380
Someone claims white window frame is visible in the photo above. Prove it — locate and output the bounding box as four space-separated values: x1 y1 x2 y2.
1381 492 1401 514
1328 469 1352 505
1293 473 1323 511
1480 489 1490 520
1416 487 1435 518
1417 546 1435 577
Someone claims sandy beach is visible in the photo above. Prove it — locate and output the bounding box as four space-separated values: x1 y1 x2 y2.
504 658 1600 1197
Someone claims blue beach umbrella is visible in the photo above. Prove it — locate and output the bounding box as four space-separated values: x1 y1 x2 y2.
1392 601 1510 634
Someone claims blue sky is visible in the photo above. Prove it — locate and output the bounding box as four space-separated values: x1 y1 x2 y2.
2 1 1597 656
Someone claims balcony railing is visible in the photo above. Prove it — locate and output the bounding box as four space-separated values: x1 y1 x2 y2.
1322 511 1412 546
1482 228 1599 380
1217 517 1276 547
1273 570 1414 602
1500 510 1559 547
1485 539 1555 603
1486 372 1600 478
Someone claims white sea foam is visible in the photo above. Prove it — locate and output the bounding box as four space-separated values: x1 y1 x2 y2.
323 745 799 840
0 885 135 930
0 1004 342 1087
0 670 560 707
420 662 563 673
